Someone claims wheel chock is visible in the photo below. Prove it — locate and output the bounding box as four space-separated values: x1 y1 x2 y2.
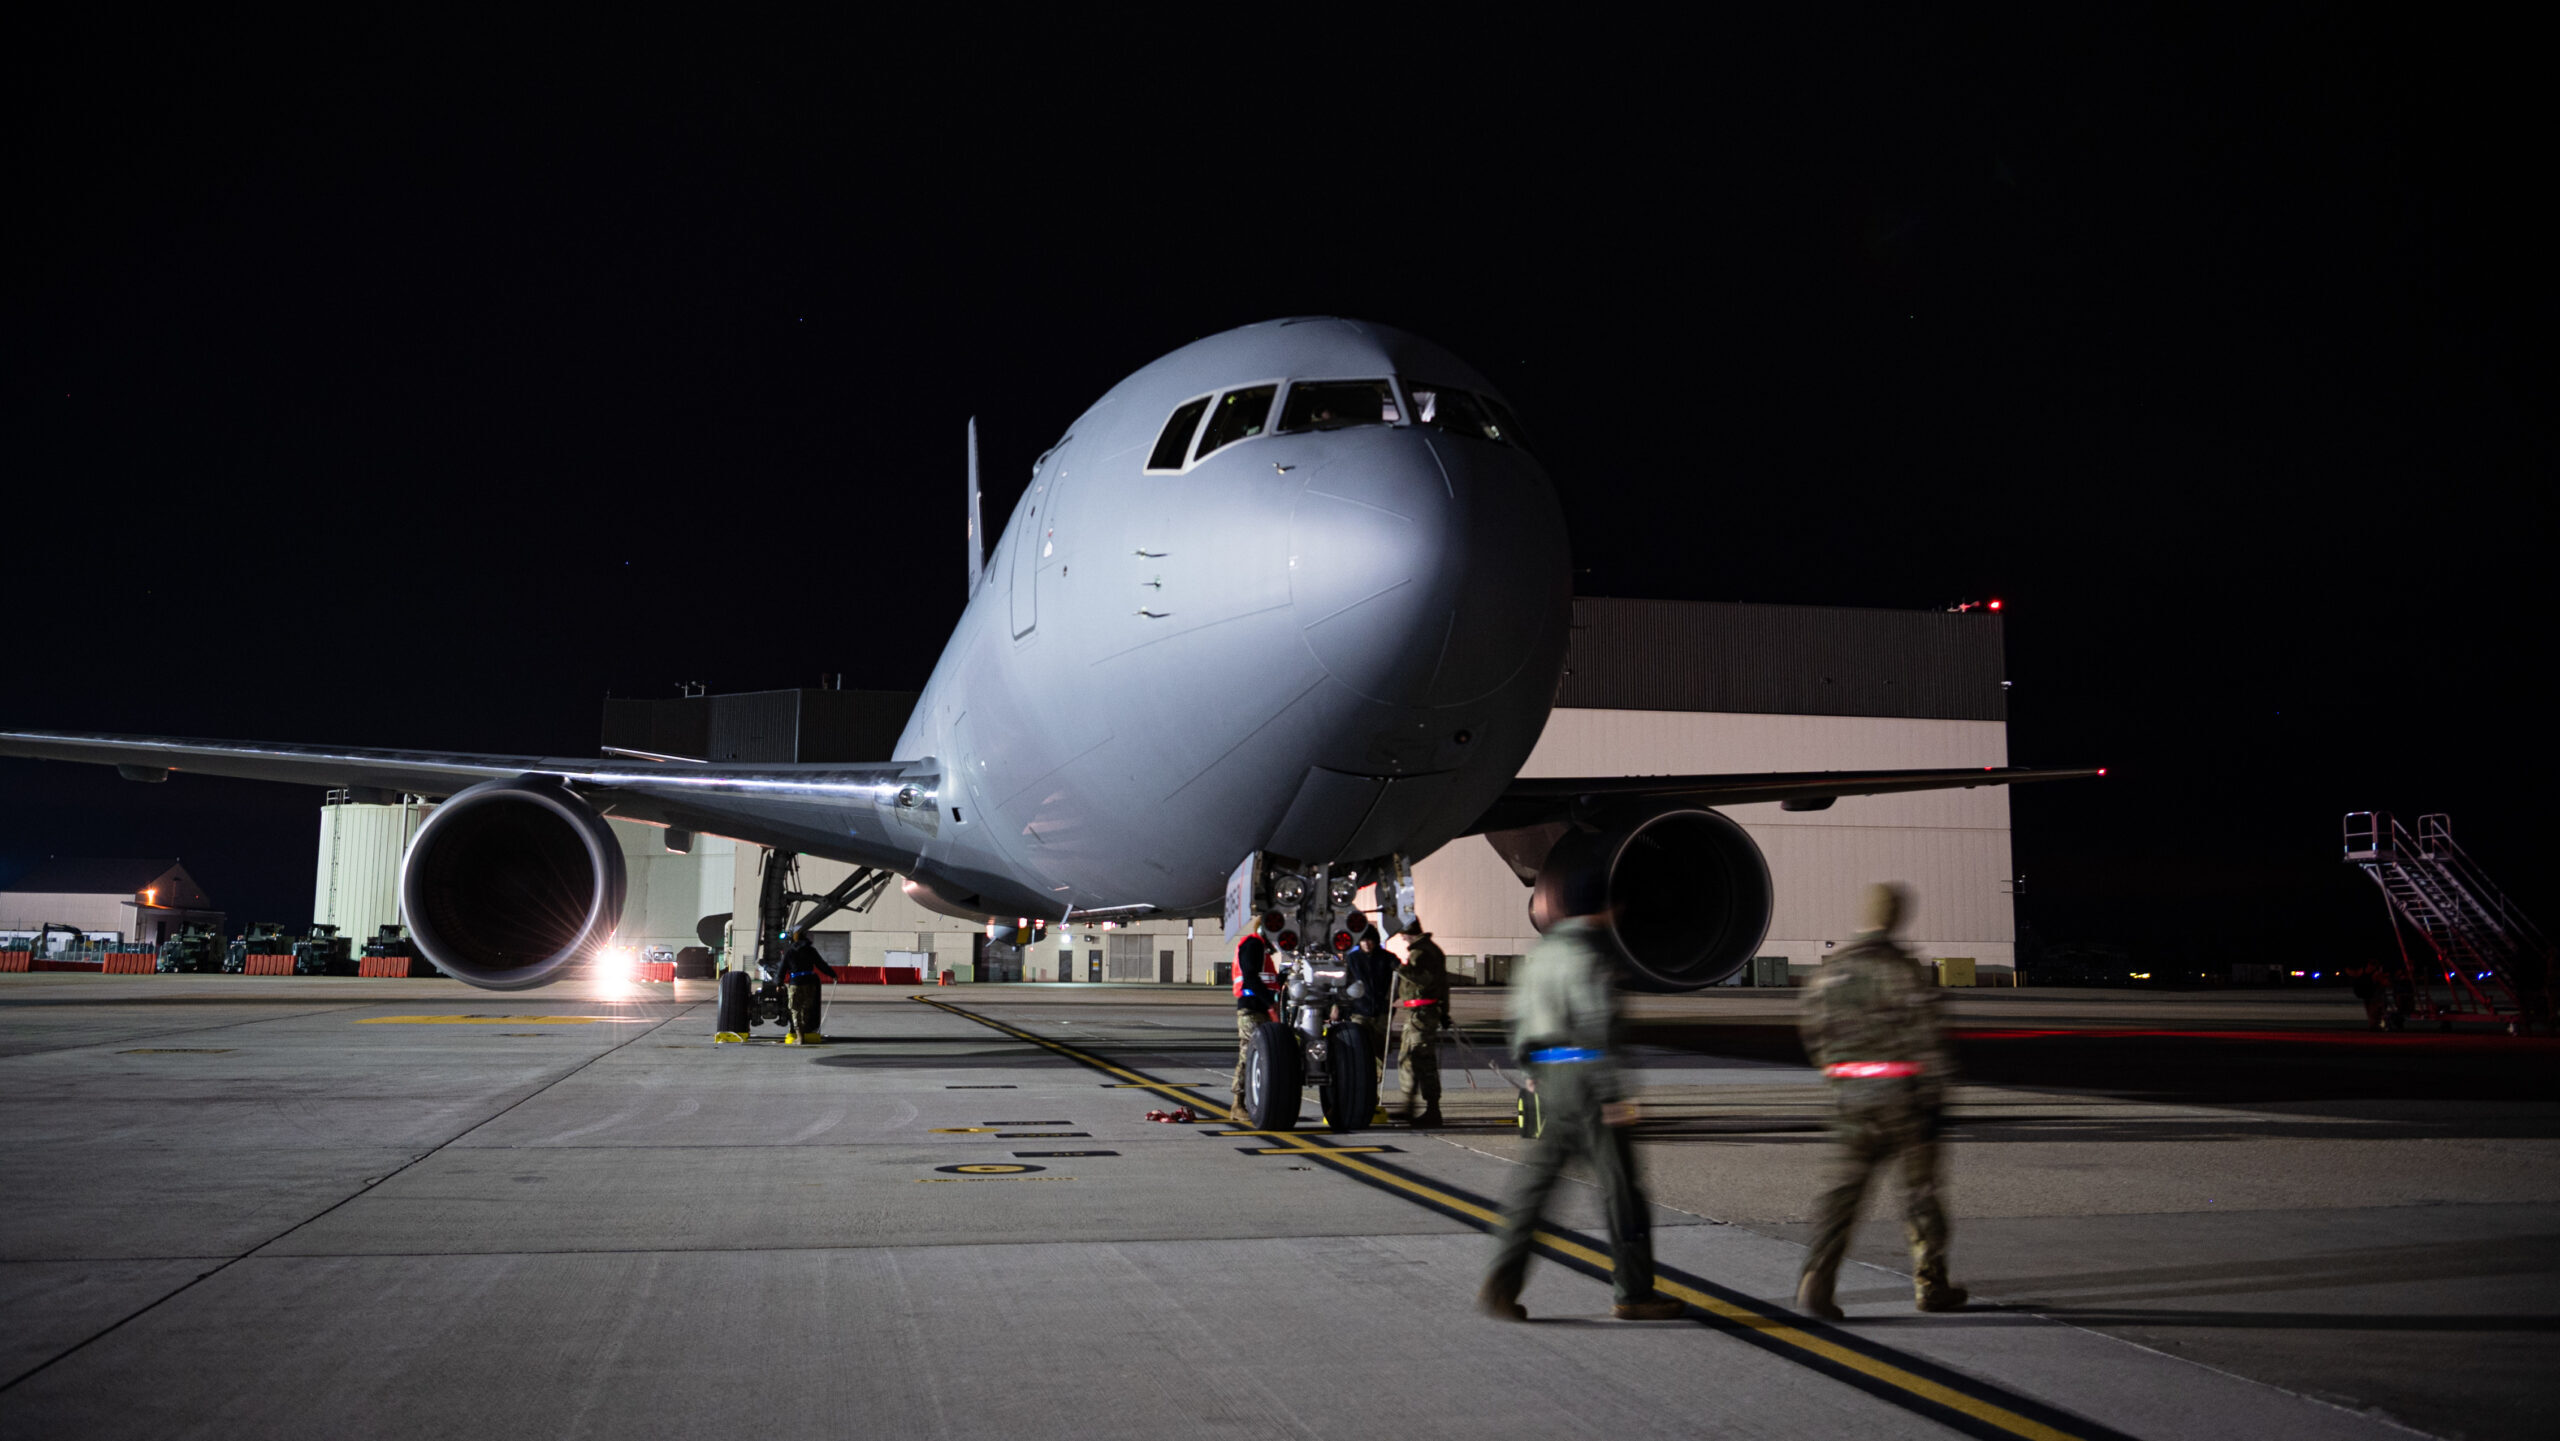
783 1032 801 1046
713 1031 749 1044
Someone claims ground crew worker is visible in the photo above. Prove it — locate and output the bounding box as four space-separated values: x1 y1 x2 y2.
1231 915 1285 1122
1795 882 1968 1319
1342 930 1393 1084
1392 918 1450 1127
2348 961 2393 1031
1478 875 1683 1322
778 932 838 1044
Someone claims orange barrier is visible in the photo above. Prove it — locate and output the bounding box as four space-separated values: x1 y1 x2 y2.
357 956 404 977
242 953 294 976
102 953 158 975
0 951 28 973
883 966 924 985
640 961 676 982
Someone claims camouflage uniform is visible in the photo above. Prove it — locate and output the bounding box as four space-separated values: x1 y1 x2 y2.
1230 934 1280 1118
786 978 823 1038
1392 932 1452 1121
1796 923 1962 1313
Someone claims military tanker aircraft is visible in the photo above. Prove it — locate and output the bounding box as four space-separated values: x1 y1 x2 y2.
1 318 2092 1122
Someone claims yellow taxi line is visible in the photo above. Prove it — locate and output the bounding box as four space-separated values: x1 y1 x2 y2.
914 994 2095 1441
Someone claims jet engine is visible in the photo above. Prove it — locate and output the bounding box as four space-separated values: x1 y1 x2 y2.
400 777 628 990
1529 806 1772 992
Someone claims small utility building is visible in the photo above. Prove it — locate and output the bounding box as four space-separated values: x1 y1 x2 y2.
0 858 222 946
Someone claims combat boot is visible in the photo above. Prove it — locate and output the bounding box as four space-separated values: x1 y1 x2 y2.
1416 1107 1444 1128
1475 1282 1525 1322
1612 1297 1685 1320
1794 1275 1844 1321
1913 1253 1968 1312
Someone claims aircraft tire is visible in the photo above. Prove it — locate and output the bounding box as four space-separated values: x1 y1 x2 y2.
1245 1022 1302 1131
1320 1022 1376 1133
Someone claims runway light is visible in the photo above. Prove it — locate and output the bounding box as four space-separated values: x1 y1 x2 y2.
1988 599 2002 611
2097 768 2109 777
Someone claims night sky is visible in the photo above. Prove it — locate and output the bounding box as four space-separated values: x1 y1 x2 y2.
7 14 2547 967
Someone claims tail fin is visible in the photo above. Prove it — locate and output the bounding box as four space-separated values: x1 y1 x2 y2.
965 417 985 595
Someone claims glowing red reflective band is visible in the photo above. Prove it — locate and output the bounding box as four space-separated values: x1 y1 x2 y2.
1398 998 1440 1008
1825 1061 1922 1079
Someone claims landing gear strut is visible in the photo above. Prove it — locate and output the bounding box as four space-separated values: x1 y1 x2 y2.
748 850 896 1030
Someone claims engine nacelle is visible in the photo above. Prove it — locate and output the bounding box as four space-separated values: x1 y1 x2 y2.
1529 806 1773 992
400 777 628 990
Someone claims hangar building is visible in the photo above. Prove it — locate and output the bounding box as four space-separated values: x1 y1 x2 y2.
311 598 2018 984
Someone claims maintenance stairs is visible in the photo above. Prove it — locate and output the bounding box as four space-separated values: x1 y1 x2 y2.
2343 812 2554 1032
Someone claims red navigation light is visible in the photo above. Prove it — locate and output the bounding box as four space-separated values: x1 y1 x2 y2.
1276 930 1299 950
2097 768 2109 777
1332 931 1353 952
1988 599 2002 611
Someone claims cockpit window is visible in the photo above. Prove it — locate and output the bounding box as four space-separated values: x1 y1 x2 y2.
1193 384 1278 462
1403 381 1510 446
1277 379 1401 433
1147 396 1211 471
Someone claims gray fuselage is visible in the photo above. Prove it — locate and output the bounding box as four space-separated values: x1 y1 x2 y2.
891 318 1571 922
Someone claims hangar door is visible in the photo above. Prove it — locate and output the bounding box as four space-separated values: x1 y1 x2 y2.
1107 933 1152 980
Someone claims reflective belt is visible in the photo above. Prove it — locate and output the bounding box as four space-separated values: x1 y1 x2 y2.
1825 1061 1922 1079
1528 1046 1604 1064
1397 998 1442 1008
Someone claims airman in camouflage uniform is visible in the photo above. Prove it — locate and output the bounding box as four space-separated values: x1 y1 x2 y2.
1795 883 1968 1319
1391 920 1451 1126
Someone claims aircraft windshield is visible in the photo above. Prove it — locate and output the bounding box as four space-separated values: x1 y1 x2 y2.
1193 384 1277 462
1404 381 1515 447
1148 396 1211 471
1277 379 1400 432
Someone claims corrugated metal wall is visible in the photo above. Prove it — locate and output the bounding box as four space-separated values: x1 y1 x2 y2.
312 799 426 944
611 821 739 954
1559 597 2006 722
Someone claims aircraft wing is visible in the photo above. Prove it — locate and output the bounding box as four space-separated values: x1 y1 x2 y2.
0 728 926 870
1463 765 2102 835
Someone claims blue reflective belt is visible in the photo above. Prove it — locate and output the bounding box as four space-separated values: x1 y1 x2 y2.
1528 1047 1604 1064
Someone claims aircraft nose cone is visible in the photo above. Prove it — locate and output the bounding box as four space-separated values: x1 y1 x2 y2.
1289 430 1568 710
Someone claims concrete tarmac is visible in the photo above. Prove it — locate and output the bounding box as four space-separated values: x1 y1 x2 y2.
1 973 2547 1439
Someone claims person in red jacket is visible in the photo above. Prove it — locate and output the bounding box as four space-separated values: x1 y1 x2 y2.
1230 913 1286 1121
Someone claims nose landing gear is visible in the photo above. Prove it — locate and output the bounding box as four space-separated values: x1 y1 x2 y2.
1228 853 1412 1133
